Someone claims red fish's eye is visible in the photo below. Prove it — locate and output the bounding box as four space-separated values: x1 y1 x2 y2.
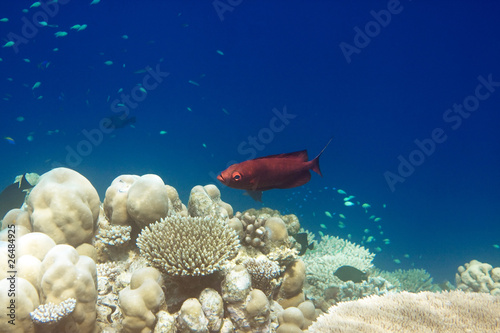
232 172 242 181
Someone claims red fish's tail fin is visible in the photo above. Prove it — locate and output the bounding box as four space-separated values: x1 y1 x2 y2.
310 137 333 177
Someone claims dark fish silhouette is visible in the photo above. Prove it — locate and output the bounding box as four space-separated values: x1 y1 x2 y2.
293 232 314 256
0 174 34 219
217 138 333 201
103 115 136 129
334 265 368 283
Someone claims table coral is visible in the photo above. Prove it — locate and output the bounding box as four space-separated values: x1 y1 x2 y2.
308 290 500 333
27 167 100 247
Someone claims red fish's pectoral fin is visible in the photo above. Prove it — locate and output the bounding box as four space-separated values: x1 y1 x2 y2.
245 190 263 202
279 171 311 189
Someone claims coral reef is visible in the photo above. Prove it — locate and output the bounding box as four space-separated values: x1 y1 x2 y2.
308 290 500 332
456 259 500 296
2 168 496 332
136 214 240 276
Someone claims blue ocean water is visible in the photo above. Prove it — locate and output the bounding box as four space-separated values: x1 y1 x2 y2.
0 1 499 283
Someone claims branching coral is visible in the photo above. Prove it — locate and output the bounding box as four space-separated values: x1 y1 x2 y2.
30 298 76 325
244 256 281 296
302 235 375 291
137 214 240 276
375 268 439 293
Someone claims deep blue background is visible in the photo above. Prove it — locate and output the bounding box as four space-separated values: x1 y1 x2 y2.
1 0 499 282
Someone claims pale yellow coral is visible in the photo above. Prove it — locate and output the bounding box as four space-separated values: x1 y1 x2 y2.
127 174 170 228
40 244 97 333
103 175 139 226
1 208 31 231
137 214 239 276
27 168 100 247
0 277 39 333
119 267 165 333
456 259 500 295
188 184 233 218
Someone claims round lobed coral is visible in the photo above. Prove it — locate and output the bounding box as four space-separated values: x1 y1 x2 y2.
237 212 267 248
27 167 100 247
119 267 165 333
188 184 233 218
40 244 98 332
456 259 500 295
137 214 240 276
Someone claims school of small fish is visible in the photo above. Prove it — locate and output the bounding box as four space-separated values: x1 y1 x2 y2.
1 3 232 148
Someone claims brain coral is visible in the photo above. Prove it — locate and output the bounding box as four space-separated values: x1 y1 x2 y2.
137 214 240 276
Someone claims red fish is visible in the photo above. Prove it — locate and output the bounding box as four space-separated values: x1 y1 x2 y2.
217 138 332 201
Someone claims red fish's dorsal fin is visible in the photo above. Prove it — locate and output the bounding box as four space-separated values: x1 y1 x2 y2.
310 137 333 177
254 150 308 162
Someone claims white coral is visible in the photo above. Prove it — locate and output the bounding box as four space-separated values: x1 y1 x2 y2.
302 235 374 290
309 291 500 333
137 214 240 276
30 298 76 325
